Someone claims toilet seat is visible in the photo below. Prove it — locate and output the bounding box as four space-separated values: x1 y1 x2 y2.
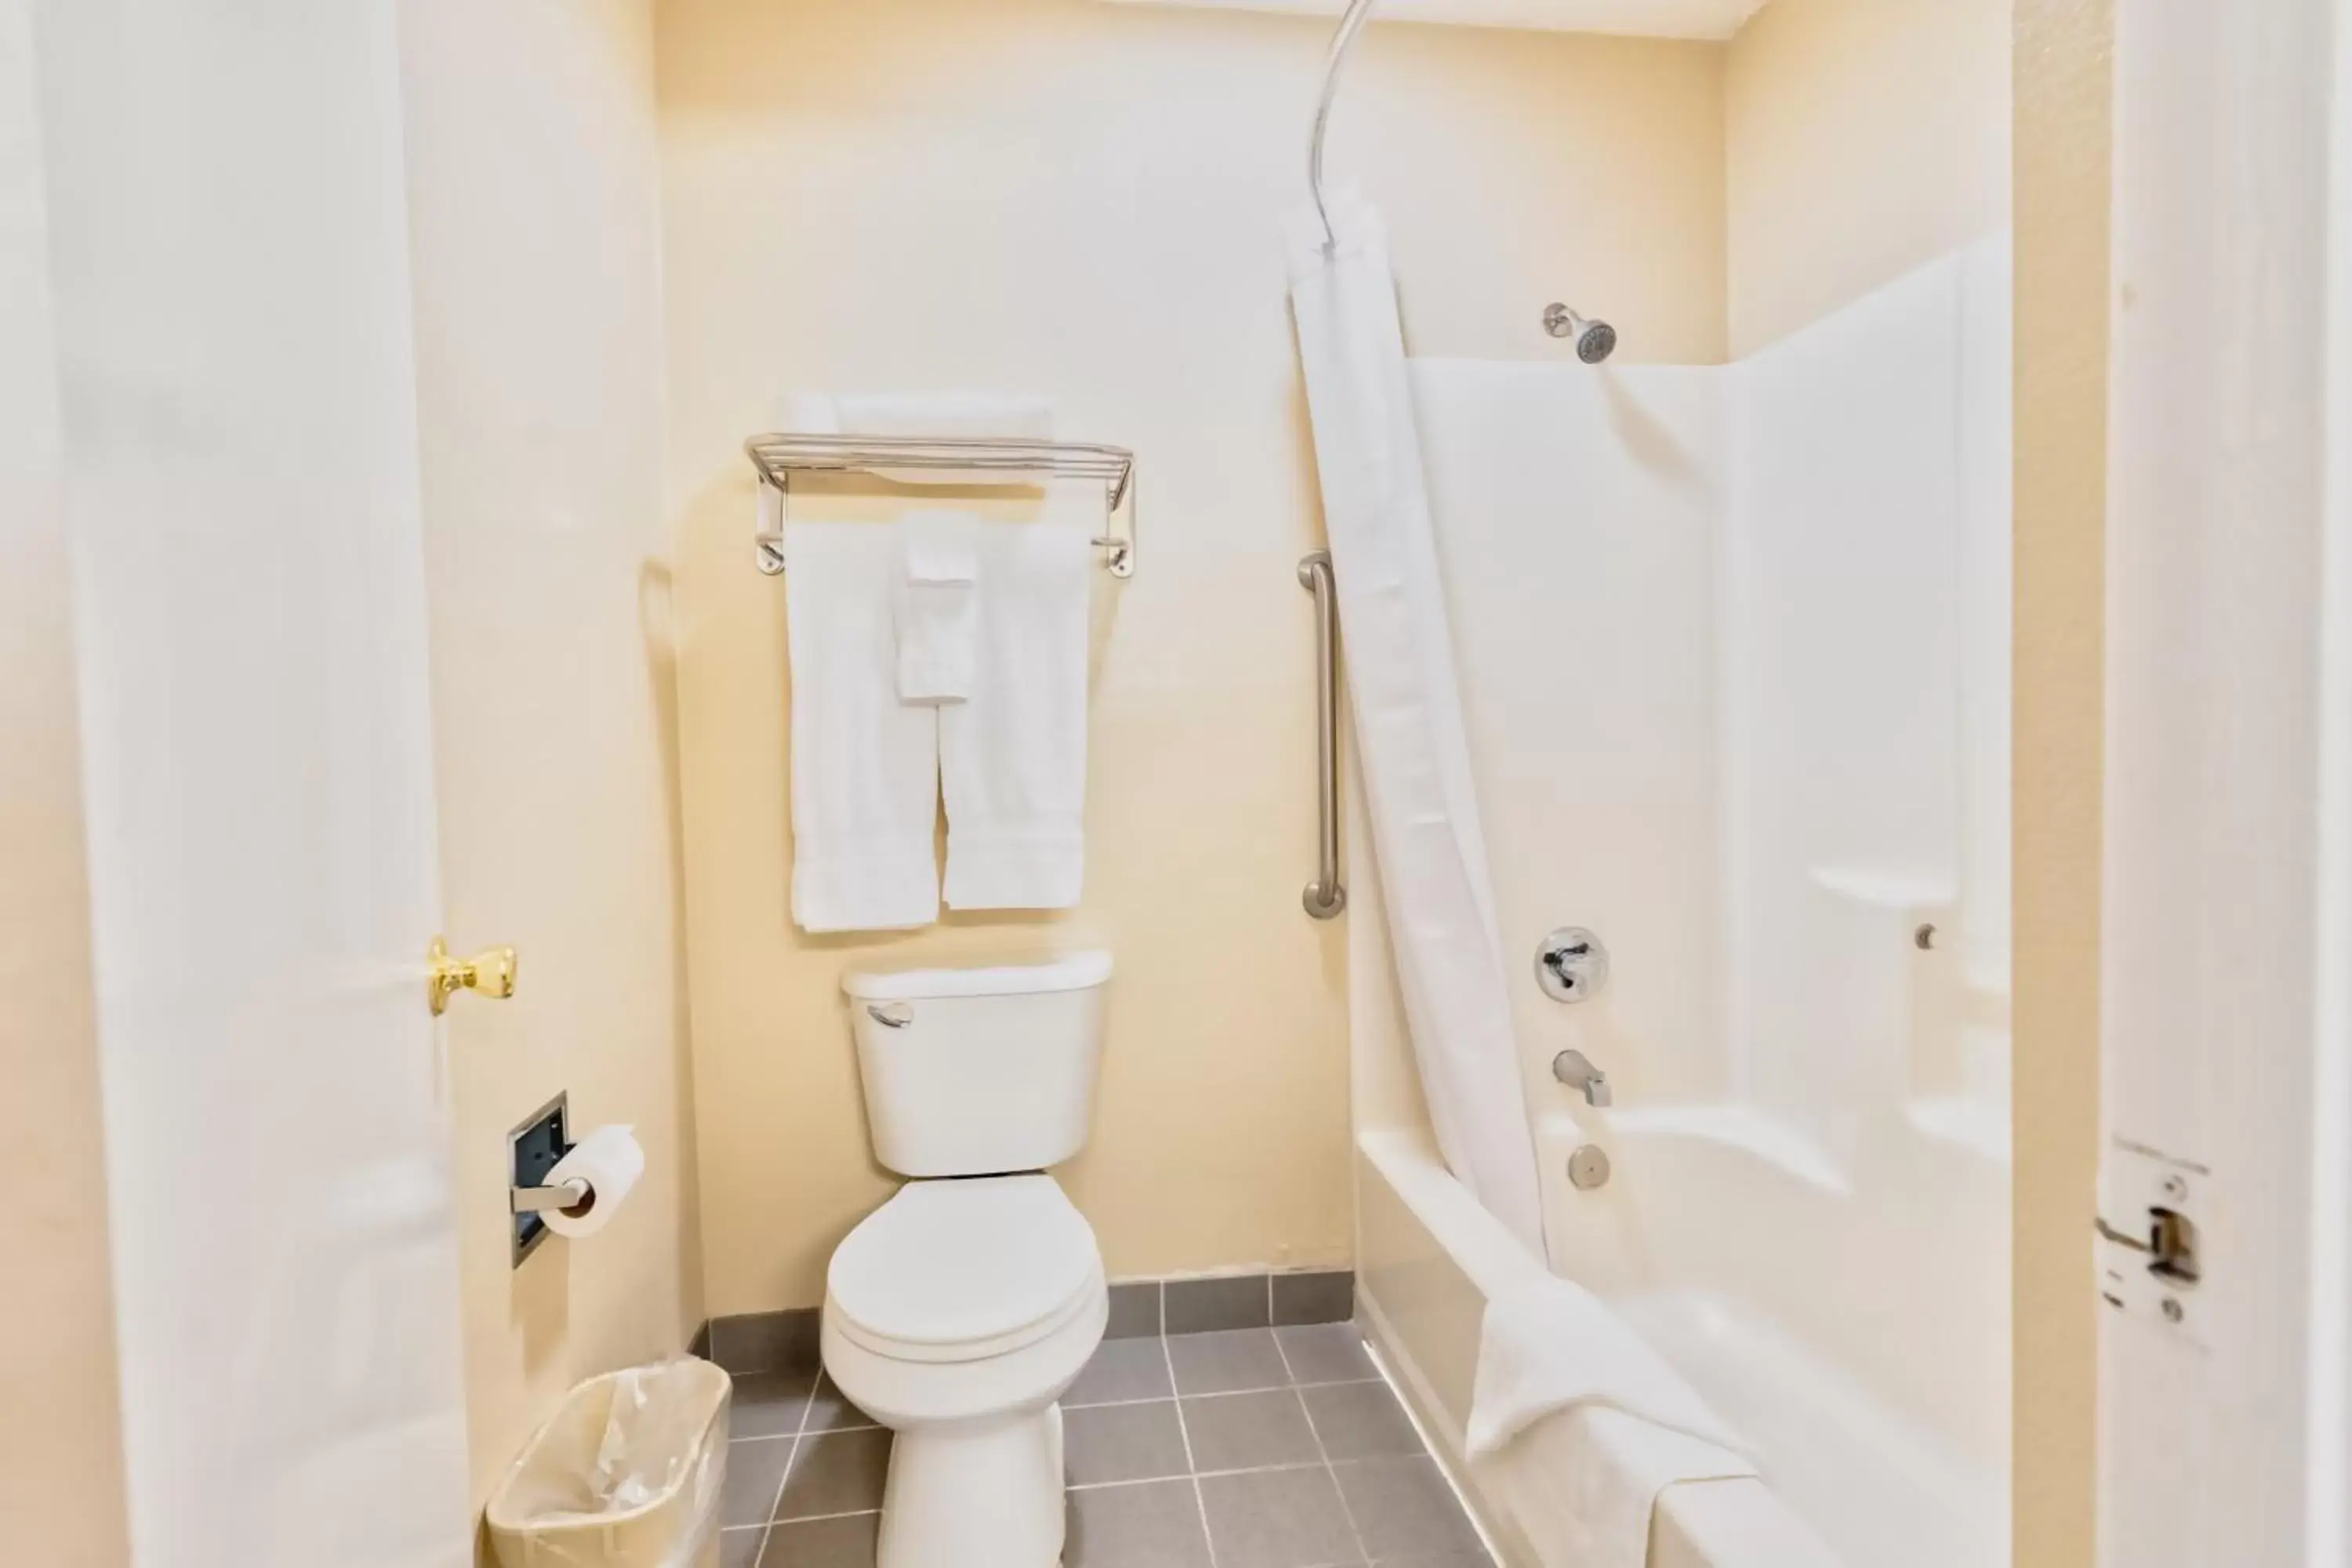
828 1174 1101 1365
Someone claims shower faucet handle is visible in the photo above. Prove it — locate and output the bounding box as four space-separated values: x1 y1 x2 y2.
1534 927 1609 1003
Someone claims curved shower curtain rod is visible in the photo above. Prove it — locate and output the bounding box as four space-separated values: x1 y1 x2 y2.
1307 0 1381 252
1305 0 1617 360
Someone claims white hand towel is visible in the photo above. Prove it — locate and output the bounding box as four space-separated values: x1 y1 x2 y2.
784 522 942 932
895 513 980 706
782 393 1054 485
1467 1278 1756 1568
940 524 1091 910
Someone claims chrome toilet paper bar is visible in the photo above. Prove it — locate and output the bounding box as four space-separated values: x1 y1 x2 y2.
510 1177 590 1214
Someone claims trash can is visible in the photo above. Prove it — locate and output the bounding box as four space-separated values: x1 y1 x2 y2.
485 1359 732 1568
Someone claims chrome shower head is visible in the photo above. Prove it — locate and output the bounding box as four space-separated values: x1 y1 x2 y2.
1543 303 1617 364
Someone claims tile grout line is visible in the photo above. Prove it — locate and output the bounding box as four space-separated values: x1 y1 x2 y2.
1355 1334 1504 1568
1068 1459 1330 1492
1157 1329 1221 1568
753 1362 822 1561
1067 1372 1380 1412
762 1504 883 1525
1272 1325 1375 1568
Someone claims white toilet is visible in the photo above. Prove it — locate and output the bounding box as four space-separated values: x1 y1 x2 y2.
821 952 1114 1568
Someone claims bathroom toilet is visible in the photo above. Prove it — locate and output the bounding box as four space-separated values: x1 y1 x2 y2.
821 952 1114 1568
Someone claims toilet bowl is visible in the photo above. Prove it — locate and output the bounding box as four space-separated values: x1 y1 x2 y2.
822 953 1114 1568
823 1176 1107 1568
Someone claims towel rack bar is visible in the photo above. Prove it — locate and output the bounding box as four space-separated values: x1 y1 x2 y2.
746 432 1138 578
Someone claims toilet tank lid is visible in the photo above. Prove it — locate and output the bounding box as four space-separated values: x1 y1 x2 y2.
840 950 1113 1001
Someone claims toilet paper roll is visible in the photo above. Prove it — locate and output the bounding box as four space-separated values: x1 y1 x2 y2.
542 1125 645 1239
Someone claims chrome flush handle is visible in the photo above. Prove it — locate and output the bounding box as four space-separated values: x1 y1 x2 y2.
866 1003 914 1030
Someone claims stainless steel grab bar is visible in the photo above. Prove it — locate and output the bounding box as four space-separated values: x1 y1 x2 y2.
1300 550 1347 920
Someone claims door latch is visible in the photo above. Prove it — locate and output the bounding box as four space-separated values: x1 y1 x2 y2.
2096 1138 2209 1338
2095 1207 2200 1284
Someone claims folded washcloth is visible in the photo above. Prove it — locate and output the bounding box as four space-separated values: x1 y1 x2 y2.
940 524 1092 910
895 513 980 706
1467 1277 1756 1568
782 393 1055 485
783 522 942 932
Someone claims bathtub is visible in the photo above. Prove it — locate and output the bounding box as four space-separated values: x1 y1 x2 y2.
1345 749 2005 1566
1353 1127 1842 1568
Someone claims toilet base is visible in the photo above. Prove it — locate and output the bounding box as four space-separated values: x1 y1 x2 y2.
877 1403 1067 1568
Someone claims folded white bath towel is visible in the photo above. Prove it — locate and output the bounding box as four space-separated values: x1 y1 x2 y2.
782 393 1055 485
940 524 1091 910
784 522 942 932
1468 1276 1756 1568
895 513 980 706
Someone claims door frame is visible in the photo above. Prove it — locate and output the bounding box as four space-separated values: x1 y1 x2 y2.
2096 2 2352 1563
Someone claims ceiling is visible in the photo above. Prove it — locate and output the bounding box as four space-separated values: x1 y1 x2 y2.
1101 0 1772 43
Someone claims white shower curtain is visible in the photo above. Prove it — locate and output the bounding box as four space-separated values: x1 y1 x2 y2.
1288 191 1546 1252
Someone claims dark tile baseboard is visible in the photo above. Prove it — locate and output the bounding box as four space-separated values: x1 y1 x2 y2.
698 1269 1354 1373
706 1307 822 1375
1128 1269 1356 1338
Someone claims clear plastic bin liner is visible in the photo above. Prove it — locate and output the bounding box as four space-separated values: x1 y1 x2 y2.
486 1359 732 1568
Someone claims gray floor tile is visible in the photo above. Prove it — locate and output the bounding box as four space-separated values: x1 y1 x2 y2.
1181 1389 1321 1473
729 1369 819 1440
719 1524 768 1568
1275 1323 1377 1387
776 1428 892 1522
1066 1400 1192 1486
720 1438 793 1527
1271 1271 1356 1327
804 1370 877 1432
1199 1466 1364 1568
1366 1555 1495 1567
1165 1274 1272 1334
1068 1336 1177 1406
1106 1281 1164 1339
1167 1328 1290 1396
1332 1458 1484 1561
1301 1381 1424 1461
1067 1477 1215 1568
757 1510 880 1566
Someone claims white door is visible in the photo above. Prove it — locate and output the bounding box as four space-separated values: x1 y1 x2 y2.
29 2 473 1563
2097 2 2352 1564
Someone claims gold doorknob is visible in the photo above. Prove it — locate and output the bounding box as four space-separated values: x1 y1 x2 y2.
429 937 519 1016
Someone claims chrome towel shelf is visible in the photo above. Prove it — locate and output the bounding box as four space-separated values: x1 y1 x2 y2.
745 432 1138 578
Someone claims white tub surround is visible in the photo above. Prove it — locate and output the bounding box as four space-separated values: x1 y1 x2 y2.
1343 243 2012 1566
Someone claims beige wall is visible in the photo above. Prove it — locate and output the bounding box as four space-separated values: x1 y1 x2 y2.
658 0 1727 1313
2012 5 2107 1564
1724 0 2011 356
0 3 129 1559
395 0 706 1517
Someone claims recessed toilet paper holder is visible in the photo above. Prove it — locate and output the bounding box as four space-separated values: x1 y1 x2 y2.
508 1091 584 1265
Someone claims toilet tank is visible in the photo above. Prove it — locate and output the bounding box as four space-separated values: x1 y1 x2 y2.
840 952 1112 1178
